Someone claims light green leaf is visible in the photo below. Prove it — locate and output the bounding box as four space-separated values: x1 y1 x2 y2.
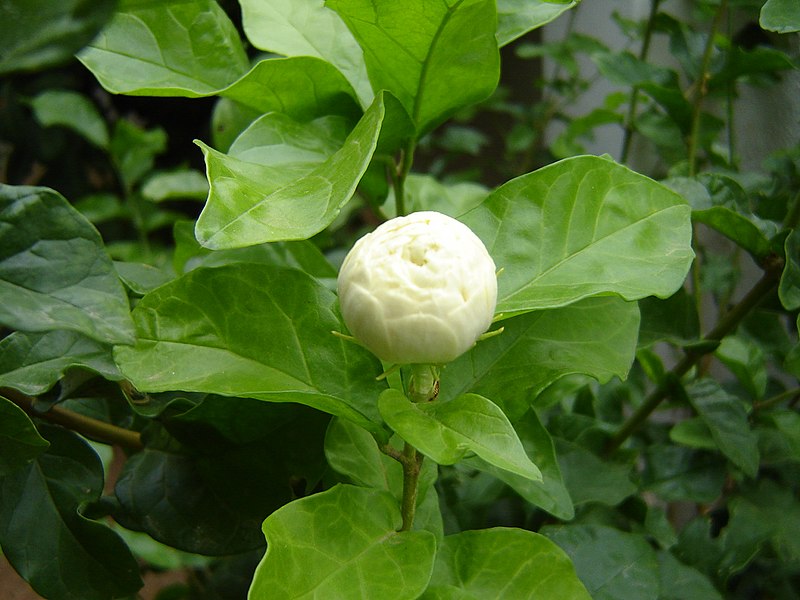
239 0 372 106
761 0 800 33
465 409 574 520
78 0 249 96
0 185 135 344
114 261 172 295
440 296 640 420
687 380 760 478
378 389 542 481
496 0 578 46
0 425 142 600
0 0 116 75
543 525 660 600
142 169 209 202
0 330 120 395
715 336 767 400
461 156 694 316
383 174 488 219
328 0 500 135
669 417 718 451
113 264 387 437
195 92 386 248
0 396 49 475
779 230 800 310
422 528 591 599
248 485 436 600
31 90 109 148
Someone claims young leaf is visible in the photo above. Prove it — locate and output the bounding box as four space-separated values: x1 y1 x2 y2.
0 330 120 395
0 396 49 475
687 380 760 478
239 0 372 106
422 528 591 599
378 389 542 481
0 185 135 344
194 92 387 248
465 408 574 520
439 296 640 420
461 155 694 316
496 0 578 46
328 0 500 135
0 425 142 600
30 89 109 148
113 264 387 436
0 0 116 75
78 0 249 96
761 0 800 33
248 485 436 600
542 524 660 600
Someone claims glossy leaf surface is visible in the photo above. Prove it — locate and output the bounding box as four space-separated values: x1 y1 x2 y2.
0 396 49 475
496 0 578 46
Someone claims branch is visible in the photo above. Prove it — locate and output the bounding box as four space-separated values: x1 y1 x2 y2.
4 387 144 451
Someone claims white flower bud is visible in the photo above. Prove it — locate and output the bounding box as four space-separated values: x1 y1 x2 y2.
337 211 497 365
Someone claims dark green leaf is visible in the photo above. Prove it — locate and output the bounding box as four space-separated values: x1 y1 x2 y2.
194 92 386 248
113 264 387 437
0 425 142 599
465 408 574 520
328 0 500 135
761 0 800 33
0 330 119 395
248 485 436 599
0 0 116 75
461 156 694 316
496 0 578 46
687 379 760 477
714 336 767 400
779 230 800 310
239 0 372 106
440 296 640 420
378 389 542 481
555 438 637 506
78 0 249 96
0 396 49 474
110 119 167 190
30 90 109 148
543 525 659 600
114 261 172 295
643 444 726 503
669 417 717 451
657 550 723 600
638 288 700 347
422 528 591 599
0 185 135 344
757 409 800 464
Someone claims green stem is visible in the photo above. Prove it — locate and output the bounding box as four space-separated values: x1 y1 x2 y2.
399 442 423 532
393 140 417 217
753 386 800 412
687 0 728 177
605 258 783 455
4 387 144 451
620 0 662 164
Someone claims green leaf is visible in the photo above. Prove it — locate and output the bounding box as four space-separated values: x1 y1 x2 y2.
248 485 436 600
638 288 700 347
78 0 249 96
239 0 372 106
0 425 142 599
440 296 640 420
714 336 767 400
113 264 387 436
556 438 637 506
383 174 488 219
465 408 574 520
110 119 167 190
496 0 578 46
378 389 542 481
461 156 694 316
669 417 718 451
543 525 660 600
0 185 135 344
779 230 800 310
0 396 49 474
141 169 209 202
30 89 109 148
194 92 387 248
761 0 800 33
643 444 726 503
114 261 172 295
687 380 760 478
657 550 723 600
115 404 329 555
328 0 500 135
0 0 116 75
757 409 800 464
422 528 591 599
0 330 120 395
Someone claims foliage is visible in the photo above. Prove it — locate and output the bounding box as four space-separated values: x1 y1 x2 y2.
1 0 799 598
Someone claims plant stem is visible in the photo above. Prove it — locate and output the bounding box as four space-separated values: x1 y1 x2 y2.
393 140 416 217
4 387 144 451
605 258 783 455
687 0 729 177
620 0 662 164
399 442 423 531
753 386 800 412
